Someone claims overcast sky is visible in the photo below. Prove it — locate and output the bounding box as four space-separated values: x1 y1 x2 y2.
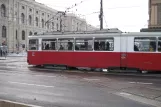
36 0 148 32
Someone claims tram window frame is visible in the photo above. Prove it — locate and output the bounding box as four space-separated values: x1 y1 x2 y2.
75 38 93 51
28 39 38 50
42 39 57 50
94 38 114 51
134 37 157 52
158 37 161 52
58 38 74 51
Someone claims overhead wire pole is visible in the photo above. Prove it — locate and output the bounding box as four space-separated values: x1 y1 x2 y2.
99 0 103 30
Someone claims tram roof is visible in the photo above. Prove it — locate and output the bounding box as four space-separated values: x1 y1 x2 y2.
28 31 161 39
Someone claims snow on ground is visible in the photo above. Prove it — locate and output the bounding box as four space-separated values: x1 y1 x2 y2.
7 52 27 57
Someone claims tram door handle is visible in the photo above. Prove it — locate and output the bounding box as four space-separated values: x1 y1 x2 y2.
121 53 126 59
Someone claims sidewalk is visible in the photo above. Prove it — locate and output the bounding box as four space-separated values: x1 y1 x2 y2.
7 52 27 57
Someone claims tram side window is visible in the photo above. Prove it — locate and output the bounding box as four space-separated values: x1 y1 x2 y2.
134 37 156 52
42 39 57 50
58 39 74 51
94 38 114 51
29 39 38 50
75 38 93 51
158 37 161 52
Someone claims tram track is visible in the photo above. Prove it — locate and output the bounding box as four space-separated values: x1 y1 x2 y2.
0 61 161 79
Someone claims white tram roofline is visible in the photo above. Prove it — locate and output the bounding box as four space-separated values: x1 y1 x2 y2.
28 33 121 39
28 32 161 39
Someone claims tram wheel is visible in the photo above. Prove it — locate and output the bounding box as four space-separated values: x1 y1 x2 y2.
66 66 78 70
137 70 142 73
35 65 44 68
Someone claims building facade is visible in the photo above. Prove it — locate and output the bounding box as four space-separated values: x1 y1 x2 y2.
140 0 161 32
148 0 161 28
62 13 87 32
0 0 93 53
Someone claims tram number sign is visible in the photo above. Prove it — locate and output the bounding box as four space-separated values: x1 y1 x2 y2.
32 52 35 56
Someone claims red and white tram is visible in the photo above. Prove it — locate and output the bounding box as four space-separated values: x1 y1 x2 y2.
27 31 161 72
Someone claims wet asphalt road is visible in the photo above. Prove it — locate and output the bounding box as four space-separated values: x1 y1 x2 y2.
0 57 160 107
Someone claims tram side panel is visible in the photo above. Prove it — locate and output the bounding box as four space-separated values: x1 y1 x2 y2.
27 51 43 65
33 51 121 68
28 37 121 68
126 36 161 71
41 51 74 66
71 52 121 68
140 52 161 71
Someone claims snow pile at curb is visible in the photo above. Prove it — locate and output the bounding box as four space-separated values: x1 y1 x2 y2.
7 52 27 57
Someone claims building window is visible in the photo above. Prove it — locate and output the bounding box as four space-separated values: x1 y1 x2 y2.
36 11 38 14
29 8 32 12
2 26 6 38
47 22 49 29
15 4 17 8
57 23 59 31
22 6 25 9
34 32 37 35
36 17 38 26
22 44 25 48
1 4 6 17
157 4 161 25
29 31 32 36
21 13 25 24
42 19 44 28
48 15 49 17
22 30 25 40
16 30 18 40
42 13 44 16
77 23 79 31
52 22 54 30
29 15 32 25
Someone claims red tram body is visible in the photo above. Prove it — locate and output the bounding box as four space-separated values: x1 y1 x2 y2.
27 31 161 72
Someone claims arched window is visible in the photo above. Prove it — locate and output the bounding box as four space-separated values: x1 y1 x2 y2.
22 30 25 40
2 26 6 38
52 22 54 30
21 13 25 24
29 31 32 36
16 30 18 40
57 23 59 31
34 32 37 35
47 22 49 29
1 4 6 17
36 17 38 26
29 15 32 25
42 19 44 28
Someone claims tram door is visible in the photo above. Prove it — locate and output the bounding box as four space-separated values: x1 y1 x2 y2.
120 36 128 67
